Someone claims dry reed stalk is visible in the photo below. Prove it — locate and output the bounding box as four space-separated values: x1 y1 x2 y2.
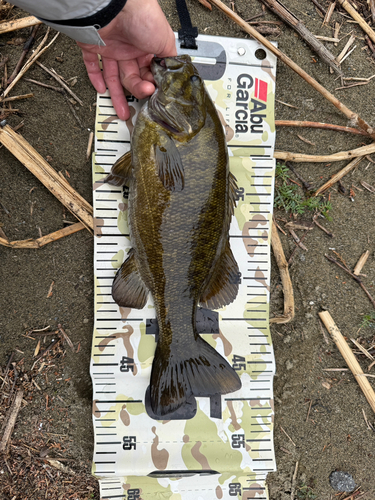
270 219 295 323
319 311 375 415
337 0 375 43
275 119 369 135
353 250 370 275
0 16 41 35
275 142 375 162
1 93 33 102
0 222 85 249
206 0 375 139
86 131 94 160
323 1 336 24
0 125 93 230
314 156 364 195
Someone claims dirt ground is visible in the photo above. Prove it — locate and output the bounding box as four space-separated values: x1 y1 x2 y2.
1 0 375 498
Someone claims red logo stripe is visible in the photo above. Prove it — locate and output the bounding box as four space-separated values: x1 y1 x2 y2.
254 78 268 102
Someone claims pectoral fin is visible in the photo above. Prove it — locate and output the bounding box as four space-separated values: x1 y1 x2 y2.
104 150 132 186
155 137 184 192
112 249 148 308
199 241 240 309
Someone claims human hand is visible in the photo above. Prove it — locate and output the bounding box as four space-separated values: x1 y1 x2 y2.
77 0 177 120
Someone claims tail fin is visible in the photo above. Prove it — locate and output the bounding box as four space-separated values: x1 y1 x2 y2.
150 335 241 417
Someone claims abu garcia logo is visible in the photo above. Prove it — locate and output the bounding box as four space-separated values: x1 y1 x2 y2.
235 74 268 134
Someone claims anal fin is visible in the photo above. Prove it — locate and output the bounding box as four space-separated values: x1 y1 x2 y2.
112 249 148 308
199 240 240 309
104 150 132 186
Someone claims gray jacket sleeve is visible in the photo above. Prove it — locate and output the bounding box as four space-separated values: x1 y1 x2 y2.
10 0 127 45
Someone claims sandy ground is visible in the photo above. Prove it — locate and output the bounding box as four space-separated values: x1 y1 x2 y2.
1 0 375 498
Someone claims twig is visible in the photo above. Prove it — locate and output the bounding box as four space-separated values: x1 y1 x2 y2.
306 400 313 422
24 78 64 92
353 250 370 275
0 222 85 248
280 425 296 446
36 61 83 106
288 230 309 264
0 390 24 452
323 1 336 25
370 0 375 24
290 461 299 500
259 0 342 75
314 35 340 42
351 338 374 361
0 16 41 35
285 221 314 230
337 0 375 43
57 324 74 351
325 254 375 308
366 35 375 58
2 30 60 99
315 156 364 196
310 0 327 15
362 408 374 430
361 181 375 193
205 0 375 139
319 311 375 415
275 143 375 163
7 24 40 84
286 162 314 190
289 229 308 251
0 124 93 230
270 219 295 323
313 215 334 237
63 92 84 128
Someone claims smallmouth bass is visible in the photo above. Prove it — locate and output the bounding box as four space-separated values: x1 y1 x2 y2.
105 55 241 418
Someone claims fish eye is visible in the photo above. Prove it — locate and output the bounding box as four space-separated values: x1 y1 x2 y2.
190 75 199 82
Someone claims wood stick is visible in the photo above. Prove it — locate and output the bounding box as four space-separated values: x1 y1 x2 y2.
275 119 370 136
259 0 342 75
206 0 375 139
7 24 40 85
290 461 299 500
353 250 370 276
0 125 93 230
319 311 375 415
0 57 9 70
275 142 375 162
36 61 83 106
0 16 41 35
337 0 375 43
2 30 59 99
0 222 85 249
289 229 308 250
0 390 24 452
315 156 364 195
270 219 295 323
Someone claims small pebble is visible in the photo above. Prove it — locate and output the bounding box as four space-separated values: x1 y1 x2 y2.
329 471 356 492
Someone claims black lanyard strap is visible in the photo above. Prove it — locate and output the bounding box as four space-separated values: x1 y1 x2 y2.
175 0 198 49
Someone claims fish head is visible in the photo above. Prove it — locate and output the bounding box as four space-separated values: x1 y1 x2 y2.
149 55 206 139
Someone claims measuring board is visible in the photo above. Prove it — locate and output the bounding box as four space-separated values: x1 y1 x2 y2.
92 34 277 500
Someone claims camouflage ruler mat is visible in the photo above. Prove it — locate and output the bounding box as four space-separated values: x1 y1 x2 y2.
92 34 277 500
